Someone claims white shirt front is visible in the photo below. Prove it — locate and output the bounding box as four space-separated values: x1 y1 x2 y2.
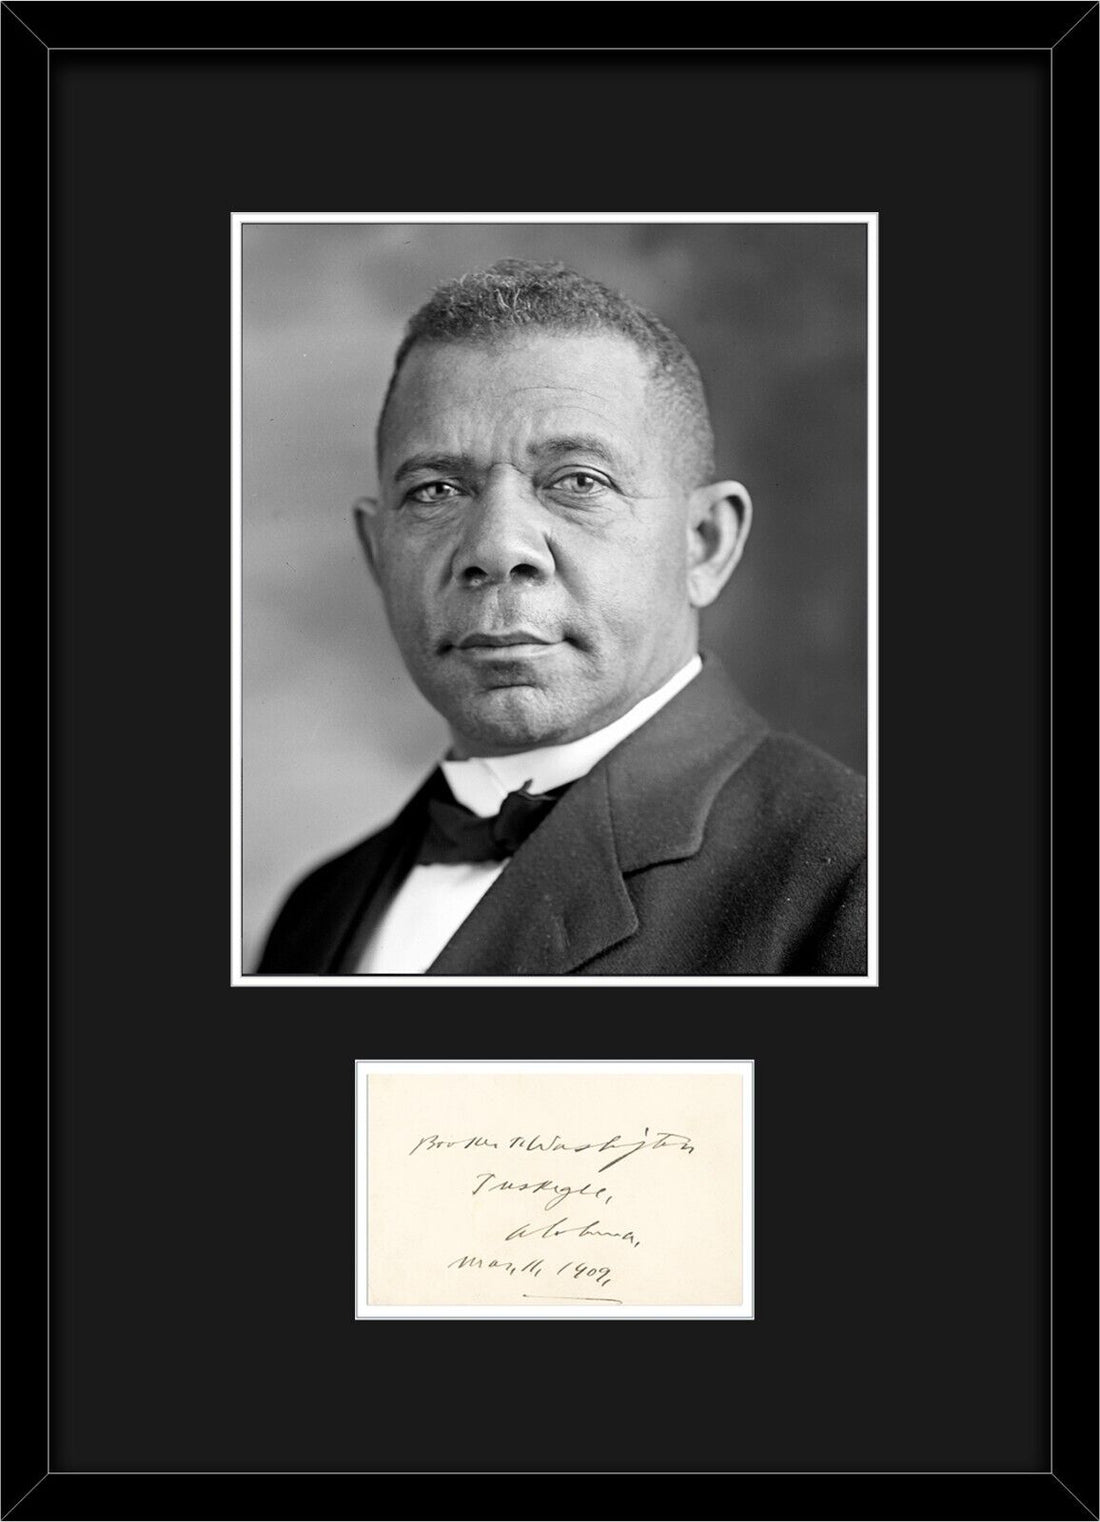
355 656 702 974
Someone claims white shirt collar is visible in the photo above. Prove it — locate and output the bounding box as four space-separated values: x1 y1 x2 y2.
440 655 702 817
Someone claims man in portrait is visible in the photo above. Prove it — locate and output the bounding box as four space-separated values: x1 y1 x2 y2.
255 259 866 976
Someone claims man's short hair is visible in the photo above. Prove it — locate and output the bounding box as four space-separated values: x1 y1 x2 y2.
375 259 716 485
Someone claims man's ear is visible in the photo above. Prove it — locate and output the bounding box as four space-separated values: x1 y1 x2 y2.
352 497 382 585
686 480 752 609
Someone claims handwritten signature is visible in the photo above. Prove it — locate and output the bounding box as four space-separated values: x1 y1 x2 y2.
410 1126 694 1172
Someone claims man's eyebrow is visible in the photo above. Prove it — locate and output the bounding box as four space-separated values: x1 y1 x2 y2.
391 437 630 484
391 452 472 484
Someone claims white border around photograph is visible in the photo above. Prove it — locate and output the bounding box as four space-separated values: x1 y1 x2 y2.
232 212 878 988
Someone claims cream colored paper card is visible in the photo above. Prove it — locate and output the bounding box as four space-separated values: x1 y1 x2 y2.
359 1066 748 1312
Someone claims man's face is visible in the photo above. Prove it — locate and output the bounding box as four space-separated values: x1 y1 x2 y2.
365 331 701 757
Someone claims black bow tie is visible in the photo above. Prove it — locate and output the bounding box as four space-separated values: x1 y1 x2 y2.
417 778 567 866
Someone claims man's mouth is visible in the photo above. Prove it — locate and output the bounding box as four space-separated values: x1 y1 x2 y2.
452 630 555 650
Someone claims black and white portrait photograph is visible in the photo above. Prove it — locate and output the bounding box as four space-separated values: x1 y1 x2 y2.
233 215 876 983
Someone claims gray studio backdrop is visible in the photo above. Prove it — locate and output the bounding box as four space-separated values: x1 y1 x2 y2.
242 222 868 971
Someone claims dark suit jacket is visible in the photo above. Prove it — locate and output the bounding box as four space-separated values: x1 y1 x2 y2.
257 655 867 976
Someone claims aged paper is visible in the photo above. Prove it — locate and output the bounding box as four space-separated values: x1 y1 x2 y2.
358 1066 748 1311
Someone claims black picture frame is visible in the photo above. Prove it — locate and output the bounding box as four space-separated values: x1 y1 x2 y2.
4 6 1096 1518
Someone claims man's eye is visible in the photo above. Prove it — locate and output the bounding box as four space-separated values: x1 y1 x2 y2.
551 471 610 496
406 481 461 504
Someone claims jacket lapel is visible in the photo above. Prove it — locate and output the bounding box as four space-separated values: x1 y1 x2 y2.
606 657 769 874
427 656 769 976
314 774 437 974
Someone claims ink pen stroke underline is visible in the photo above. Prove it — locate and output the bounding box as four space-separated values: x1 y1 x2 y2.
521 1293 624 1305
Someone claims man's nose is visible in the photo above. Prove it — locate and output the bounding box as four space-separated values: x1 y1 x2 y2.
450 472 555 587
